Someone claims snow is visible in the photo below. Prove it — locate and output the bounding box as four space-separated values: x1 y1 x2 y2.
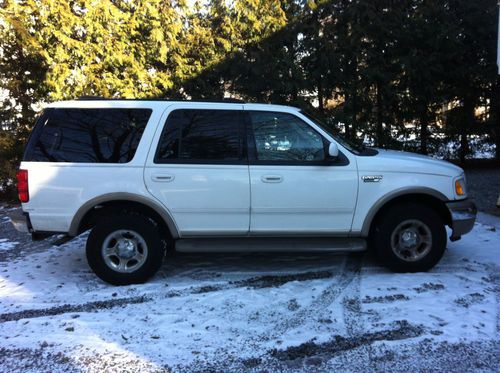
0 214 499 371
0 238 17 251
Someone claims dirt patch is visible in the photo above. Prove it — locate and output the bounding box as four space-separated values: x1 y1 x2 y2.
0 295 150 322
455 293 486 308
171 271 334 298
362 294 410 303
190 284 225 294
287 298 300 311
231 270 333 289
413 283 445 293
270 320 424 361
0 347 73 372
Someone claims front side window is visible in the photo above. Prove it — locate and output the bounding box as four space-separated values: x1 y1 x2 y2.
299 110 366 155
249 111 325 163
155 109 243 163
25 108 151 163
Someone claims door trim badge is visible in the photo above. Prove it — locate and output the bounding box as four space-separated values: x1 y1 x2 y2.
362 175 383 183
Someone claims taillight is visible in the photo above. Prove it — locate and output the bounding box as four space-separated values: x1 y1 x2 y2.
16 169 29 203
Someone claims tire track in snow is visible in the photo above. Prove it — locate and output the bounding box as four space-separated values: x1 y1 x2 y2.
243 254 363 351
0 270 335 322
342 255 364 337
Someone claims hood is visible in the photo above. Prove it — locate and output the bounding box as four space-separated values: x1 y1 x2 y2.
357 149 463 177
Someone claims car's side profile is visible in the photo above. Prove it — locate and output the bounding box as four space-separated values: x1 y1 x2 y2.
12 99 477 285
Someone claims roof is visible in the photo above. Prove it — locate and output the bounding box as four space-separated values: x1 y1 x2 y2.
45 98 301 112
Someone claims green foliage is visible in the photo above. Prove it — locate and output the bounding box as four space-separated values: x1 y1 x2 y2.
1 0 190 99
0 12 47 199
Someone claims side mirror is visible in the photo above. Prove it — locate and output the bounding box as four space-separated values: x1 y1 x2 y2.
328 142 339 158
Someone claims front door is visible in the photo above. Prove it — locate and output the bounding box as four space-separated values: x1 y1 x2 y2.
144 104 250 236
246 109 358 235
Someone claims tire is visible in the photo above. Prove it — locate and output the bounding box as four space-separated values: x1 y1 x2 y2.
370 203 447 272
86 214 165 285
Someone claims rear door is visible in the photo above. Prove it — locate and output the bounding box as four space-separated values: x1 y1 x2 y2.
144 103 250 236
245 108 358 235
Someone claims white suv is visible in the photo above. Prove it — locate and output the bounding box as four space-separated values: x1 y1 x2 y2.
12 99 476 285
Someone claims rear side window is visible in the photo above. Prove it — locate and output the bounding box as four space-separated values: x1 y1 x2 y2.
155 109 244 163
24 108 152 163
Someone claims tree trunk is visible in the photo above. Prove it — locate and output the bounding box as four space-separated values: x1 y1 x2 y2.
317 77 324 113
419 106 428 155
351 90 357 139
460 95 475 164
459 132 468 164
376 82 384 147
288 40 298 103
343 91 351 137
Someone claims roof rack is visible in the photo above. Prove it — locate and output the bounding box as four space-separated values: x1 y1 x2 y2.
76 96 245 103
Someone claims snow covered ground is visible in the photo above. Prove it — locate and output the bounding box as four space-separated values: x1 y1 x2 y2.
0 207 498 372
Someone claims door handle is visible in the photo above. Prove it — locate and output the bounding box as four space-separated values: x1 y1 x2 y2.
151 174 174 182
261 175 283 183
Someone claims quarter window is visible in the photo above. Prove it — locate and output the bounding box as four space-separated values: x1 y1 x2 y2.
155 109 243 163
25 108 151 163
249 111 325 162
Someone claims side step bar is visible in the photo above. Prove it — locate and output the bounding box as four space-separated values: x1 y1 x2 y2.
175 237 366 253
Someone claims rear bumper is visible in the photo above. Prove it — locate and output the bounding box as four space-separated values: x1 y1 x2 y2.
8 209 31 233
9 209 57 240
446 199 477 241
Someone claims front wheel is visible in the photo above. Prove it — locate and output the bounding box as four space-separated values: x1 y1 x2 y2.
86 215 165 285
370 204 447 272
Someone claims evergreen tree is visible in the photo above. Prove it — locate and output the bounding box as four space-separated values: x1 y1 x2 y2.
1 0 187 99
444 0 499 161
0 7 47 198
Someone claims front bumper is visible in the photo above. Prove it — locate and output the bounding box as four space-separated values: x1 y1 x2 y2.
446 199 477 241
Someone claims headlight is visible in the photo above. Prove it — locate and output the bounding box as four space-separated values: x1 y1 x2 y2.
454 177 466 197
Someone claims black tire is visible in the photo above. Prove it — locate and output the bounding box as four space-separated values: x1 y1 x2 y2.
86 214 165 285
370 203 447 272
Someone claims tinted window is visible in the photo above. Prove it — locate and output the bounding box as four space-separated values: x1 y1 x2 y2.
25 108 151 163
249 111 325 162
155 109 243 163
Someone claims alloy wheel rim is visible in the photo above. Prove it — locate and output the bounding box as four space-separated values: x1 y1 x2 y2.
101 229 148 273
390 219 432 262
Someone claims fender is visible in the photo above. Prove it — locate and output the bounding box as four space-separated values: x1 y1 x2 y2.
359 187 448 237
68 192 180 238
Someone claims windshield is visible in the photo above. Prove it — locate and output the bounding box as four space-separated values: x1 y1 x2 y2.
299 110 365 155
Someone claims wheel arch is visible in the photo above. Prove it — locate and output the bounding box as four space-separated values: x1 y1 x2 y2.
361 187 451 237
69 193 179 239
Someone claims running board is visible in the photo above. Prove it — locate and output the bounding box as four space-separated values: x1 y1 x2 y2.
175 237 366 253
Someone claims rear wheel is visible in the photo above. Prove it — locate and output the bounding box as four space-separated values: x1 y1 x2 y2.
370 203 447 272
86 215 165 285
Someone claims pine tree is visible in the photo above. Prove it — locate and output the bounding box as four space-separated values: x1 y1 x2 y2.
0 8 47 198
1 0 187 99
444 0 499 162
